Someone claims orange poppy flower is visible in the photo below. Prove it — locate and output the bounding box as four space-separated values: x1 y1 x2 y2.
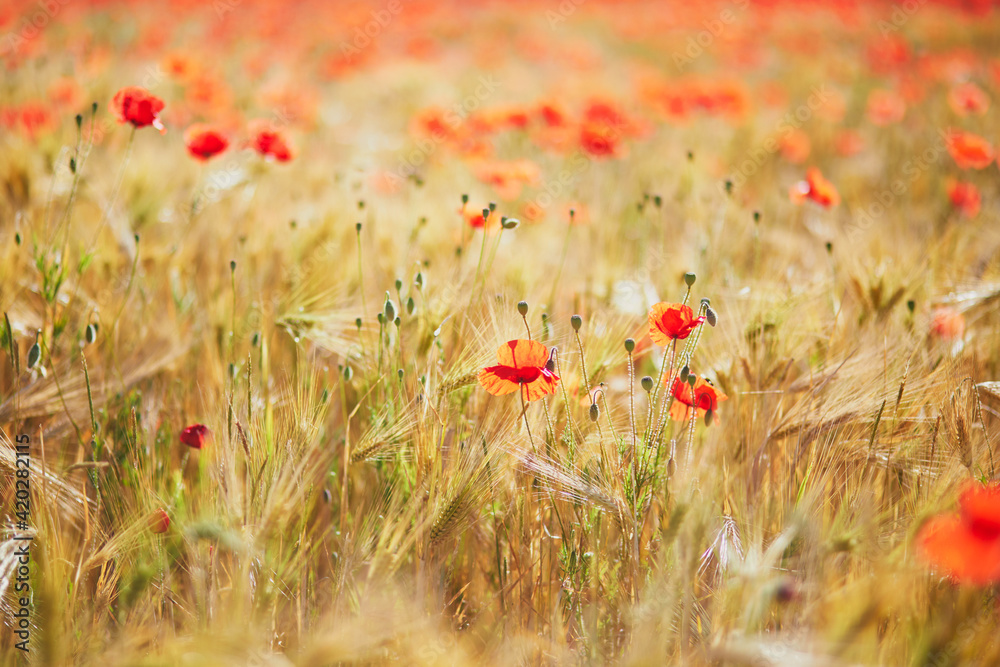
668 376 728 423
779 129 811 164
184 124 229 161
149 508 170 534
947 82 989 117
946 131 994 169
479 339 560 402
112 86 166 132
649 303 704 345
789 167 840 207
834 129 865 157
946 179 980 218
917 481 1000 585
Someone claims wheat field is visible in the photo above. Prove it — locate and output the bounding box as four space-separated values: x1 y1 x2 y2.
1 0 1000 665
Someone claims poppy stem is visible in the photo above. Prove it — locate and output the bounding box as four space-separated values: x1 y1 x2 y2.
519 387 536 453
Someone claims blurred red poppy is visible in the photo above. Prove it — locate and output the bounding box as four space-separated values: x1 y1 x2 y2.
866 89 906 126
180 424 210 449
946 131 994 169
668 376 728 423
112 86 165 133
947 82 989 116
917 481 1000 585
649 303 704 345
479 339 560 402
790 167 840 207
184 124 229 160
248 119 294 162
930 307 965 340
946 179 980 218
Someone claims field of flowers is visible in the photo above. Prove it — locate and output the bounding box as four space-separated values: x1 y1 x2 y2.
1 0 1000 664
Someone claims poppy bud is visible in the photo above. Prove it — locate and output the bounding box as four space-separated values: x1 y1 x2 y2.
15 233 21 245
571 315 582 331
85 323 97 345
653 195 662 208
395 278 402 292
358 200 365 210
75 113 83 130
488 202 496 212
687 150 694 161
323 488 332 503
704 409 714 426
687 374 697 388
825 241 833 254
356 222 362 233
753 210 761 223
70 157 76 173
906 300 915 315
406 297 415 315
517 301 529 316
624 338 635 353
398 368 404 380
482 208 490 221
706 307 718 327
641 376 653 392
700 297 710 309
27 341 40 369
546 347 558 373
589 403 599 422
667 457 676 477
461 193 469 205
150 508 170 534
384 298 396 321
414 272 424 289
502 217 520 230
355 317 363 330
684 272 697 287
180 424 210 450
679 365 689 382
343 365 353 381
377 313 385 325
251 331 260 347
394 316 400 327
724 179 733 194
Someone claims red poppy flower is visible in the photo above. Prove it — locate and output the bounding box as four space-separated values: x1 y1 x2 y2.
917 481 1000 585
649 302 704 345
184 124 229 161
946 131 994 169
789 167 840 207
668 376 728 423
479 339 560 402
779 129 811 164
866 89 906 126
946 179 980 218
247 119 294 162
834 129 865 157
111 86 165 132
948 82 989 117
930 307 965 340
150 508 170 534
580 121 623 158
180 423 210 449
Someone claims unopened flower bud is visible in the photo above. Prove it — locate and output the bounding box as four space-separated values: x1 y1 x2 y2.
684 272 696 287
85 323 97 345
406 296 415 315
624 338 635 353
706 306 718 327
589 402 599 422
517 301 529 316
571 314 582 331
679 365 689 382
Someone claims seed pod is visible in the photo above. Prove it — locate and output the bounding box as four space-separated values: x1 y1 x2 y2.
85 323 97 344
679 365 690 383
355 317 363 330
27 341 40 369
687 373 697 388
571 314 582 331
343 365 353 381
355 222 362 233
377 313 385 325
704 409 714 426
706 306 718 327
406 296 415 315
641 376 653 392
546 347 558 372
517 301 528 316
384 298 395 321
398 368 404 380
414 272 424 289
394 316 400 327
502 217 520 230
395 278 402 292
684 272 696 287
488 202 496 212
461 193 469 205
589 402 599 422
624 338 635 353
